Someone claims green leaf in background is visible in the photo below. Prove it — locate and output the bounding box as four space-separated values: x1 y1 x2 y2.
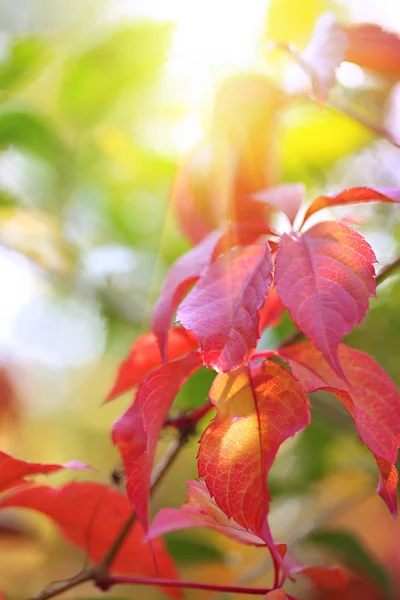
174 367 216 410
165 532 224 566
0 107 64 161
0 36 51 93
308 529 393 595
59 22 173 128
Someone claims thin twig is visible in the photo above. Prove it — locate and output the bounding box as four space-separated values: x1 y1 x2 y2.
98 575 273 595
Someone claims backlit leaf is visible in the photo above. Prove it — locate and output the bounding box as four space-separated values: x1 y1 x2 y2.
274 221 376 377
0 451 90 493
152 231 220 362
300 12 348 104
277 341 400 516
177 243 272 372
303 186 400 225
344 23 400 80
197 361 310 544
106 327 198 401
112 352 202 531
0 482 180 596
150 480 265 546
253 183 305 225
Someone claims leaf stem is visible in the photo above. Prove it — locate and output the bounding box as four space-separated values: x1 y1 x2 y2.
98 575 273 595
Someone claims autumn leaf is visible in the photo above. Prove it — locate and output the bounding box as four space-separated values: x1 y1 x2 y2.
152 231 220 361
265 590 287 600
343 23 400 80
106 327 198 401
149 479 266 546
253 183 305 225
300 12 348 104
0 482 180 597
112 352 202 531
258 284 286 334
303 186 400 225
177 243 272 372
0 451 90 493
274 221 376 377
197 361 310 557
277 341 400 516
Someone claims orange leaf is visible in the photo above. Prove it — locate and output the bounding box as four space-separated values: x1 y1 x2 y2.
198 361 310 539
106 327 198 401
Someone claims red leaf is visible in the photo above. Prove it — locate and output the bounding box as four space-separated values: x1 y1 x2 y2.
0 482 180 597
274 221 376 377
277 341 400 516
106 327 198 401
152 231 220 361
177 244 272 372
284 552 349 590
301 12 348 104
344 23 400 80
197 361 310 542
112 352 202 531
0 451 90 493
303 186 400 225
253 183 305 225
149 479 265 546
258 284 286 334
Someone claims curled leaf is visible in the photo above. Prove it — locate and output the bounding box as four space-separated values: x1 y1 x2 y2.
303 186 400 225
112 352 202 531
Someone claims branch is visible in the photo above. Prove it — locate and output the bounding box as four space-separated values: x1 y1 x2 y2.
25 432 190 600
279 255 400 349
98 575 273 595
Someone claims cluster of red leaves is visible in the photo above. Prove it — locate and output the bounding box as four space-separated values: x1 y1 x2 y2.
106 181 400 595
2 14 400 600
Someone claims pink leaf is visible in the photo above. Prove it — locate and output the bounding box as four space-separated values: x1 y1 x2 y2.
149 479 265 546
0 451 90 493
106 327 198 401
177 243 272 372
278 341 400 516
112 352 202 531
301 12 348 104
253 183 305 225
274 221 376 377
152 231 220 361
0 482 180 597
303 186 400 225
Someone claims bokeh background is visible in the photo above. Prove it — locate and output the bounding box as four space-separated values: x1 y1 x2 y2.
0 0 400 598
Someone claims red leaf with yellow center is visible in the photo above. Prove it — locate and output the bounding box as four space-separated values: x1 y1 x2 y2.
274 221 376 378
177 243 272 372
198 361 310 539
112 352 202 531
0 482 181 597
277 341 400 516
105 327 198 401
